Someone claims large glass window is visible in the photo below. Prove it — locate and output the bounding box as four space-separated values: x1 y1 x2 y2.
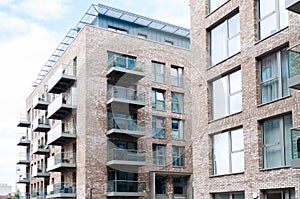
210 13 240 65
258 0 288 40
214 193 245 199
152 116 166 139
155 176 166 194
171 66 183 87
263 189 295 199
213 128 244 175
172 92 184 113
153 144 166 166
260 47 290 104
211 69 242 120
173 178 186 196
152 62 165 83
172 146 185 167
152 89 165 111
262 114 292 169
209 0 227 12
172 119 184 140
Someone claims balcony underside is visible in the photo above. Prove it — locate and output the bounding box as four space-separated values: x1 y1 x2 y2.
17 121 30 128
33 148 50 155
32 173 50 178
107 129 145 137
107 99 146 110
46 193 76 198
17 140 30 146
48 107 73 120
47 163 76 172
48 134 76 146
107 68 145 83
288 75 300 89
17 179 30 184
107 192 147 197
33 125 51 132
33 101 49 110
17 160 30 165
286 0 300 14
48 77 76 94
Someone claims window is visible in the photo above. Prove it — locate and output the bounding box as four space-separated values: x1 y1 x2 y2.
138 33 147 39
260 47 289 104
153 144 166 166
262 114 292 169
152 89 165 111
172 92 184 113
263 188 295 199
172 119 184 140
213 128 244 175
165 40 174 45
152 116 166 138
171 66 183 87
211 69 242 120
209 0 227 12
108 26 128 34
155 176 166 194
210 13 240 65
152 62 165 83
172 146 185 167
214 193 245 199
173 178 186 196
258 0 288 40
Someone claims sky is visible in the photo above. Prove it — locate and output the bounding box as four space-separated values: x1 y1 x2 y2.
0 0 190 192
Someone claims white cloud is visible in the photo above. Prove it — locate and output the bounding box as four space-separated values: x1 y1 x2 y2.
16 0 70 20
0 0 12 7
0 12 29 36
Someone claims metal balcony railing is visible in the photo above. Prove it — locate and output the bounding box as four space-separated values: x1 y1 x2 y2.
289 44 300 78
107 149 146 162
107 86 145 104
32 164 48 177
47 183 76 195
31 189 46 198
107 55 145 72
107 180 146 193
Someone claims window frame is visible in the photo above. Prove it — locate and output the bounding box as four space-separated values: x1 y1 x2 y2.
171 92 184 113
152 89 165 111
152 144 166 166
171 66 184 87
152 61 165 84
172 145 185 167
214 192 245 199
172 119 184 140
263 188 295 199
152 116 166 139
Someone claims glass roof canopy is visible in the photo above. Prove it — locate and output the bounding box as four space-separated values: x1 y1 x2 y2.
33 4 190 87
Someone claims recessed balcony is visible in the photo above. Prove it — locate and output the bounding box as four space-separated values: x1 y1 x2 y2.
32 141 50 155
48 66 76 94
17 152 30 165
107 55 145 83
286 0 300 14
46 183 76 198
33 94 50 110
107 180 146 197
291 127 300 168
107 117 146 137
47 93 76 120
107 86 146 109
17 114 30 127
107 149 146 169
17 134 30 146
47 122 76 146
16 173 30 184
32 165 49 178
32 117 50 132
31 189 46 199
47 152 76 172
288 44 300 89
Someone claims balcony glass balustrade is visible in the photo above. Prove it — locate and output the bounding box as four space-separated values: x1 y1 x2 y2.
48 66 76 94
288 44 300 89
47 152 76 172
47 93 76 120
32 117 50 132
47 183 76 198
107 180 146 196
107 86 145 107
47 122 76 145
107 117 146 137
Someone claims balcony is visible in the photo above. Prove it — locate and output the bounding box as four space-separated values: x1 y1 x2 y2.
286 0 300 14
107 86 146 109
47 122 76 146
291 127 300 167
32 141 50 155
33 94 50 110
17 134 30 146
46 183 76 198
47 152 76 172
16 173 30 184
48 66 76 94
17 152 30 165
17 114 30 127
32 165 49 178
107 55 145 83
32 117 50 132
47 93 76 120
288 44 300 89
31 189 47 199
107 180 146 197
107 117 146 137
107 149 146 169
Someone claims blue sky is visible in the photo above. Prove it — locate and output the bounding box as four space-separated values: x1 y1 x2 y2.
0 0 189 192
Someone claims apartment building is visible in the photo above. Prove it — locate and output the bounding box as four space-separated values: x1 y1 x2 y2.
16 4 193 199
190 0 300 199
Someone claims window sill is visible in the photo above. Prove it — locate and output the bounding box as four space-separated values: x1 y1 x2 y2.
255 26 288 45
259 166 290 172
210 171 244 178
257 95 291 108
208 111 242 124
152 137 167 140
173 166 186 168
207 51 241 71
